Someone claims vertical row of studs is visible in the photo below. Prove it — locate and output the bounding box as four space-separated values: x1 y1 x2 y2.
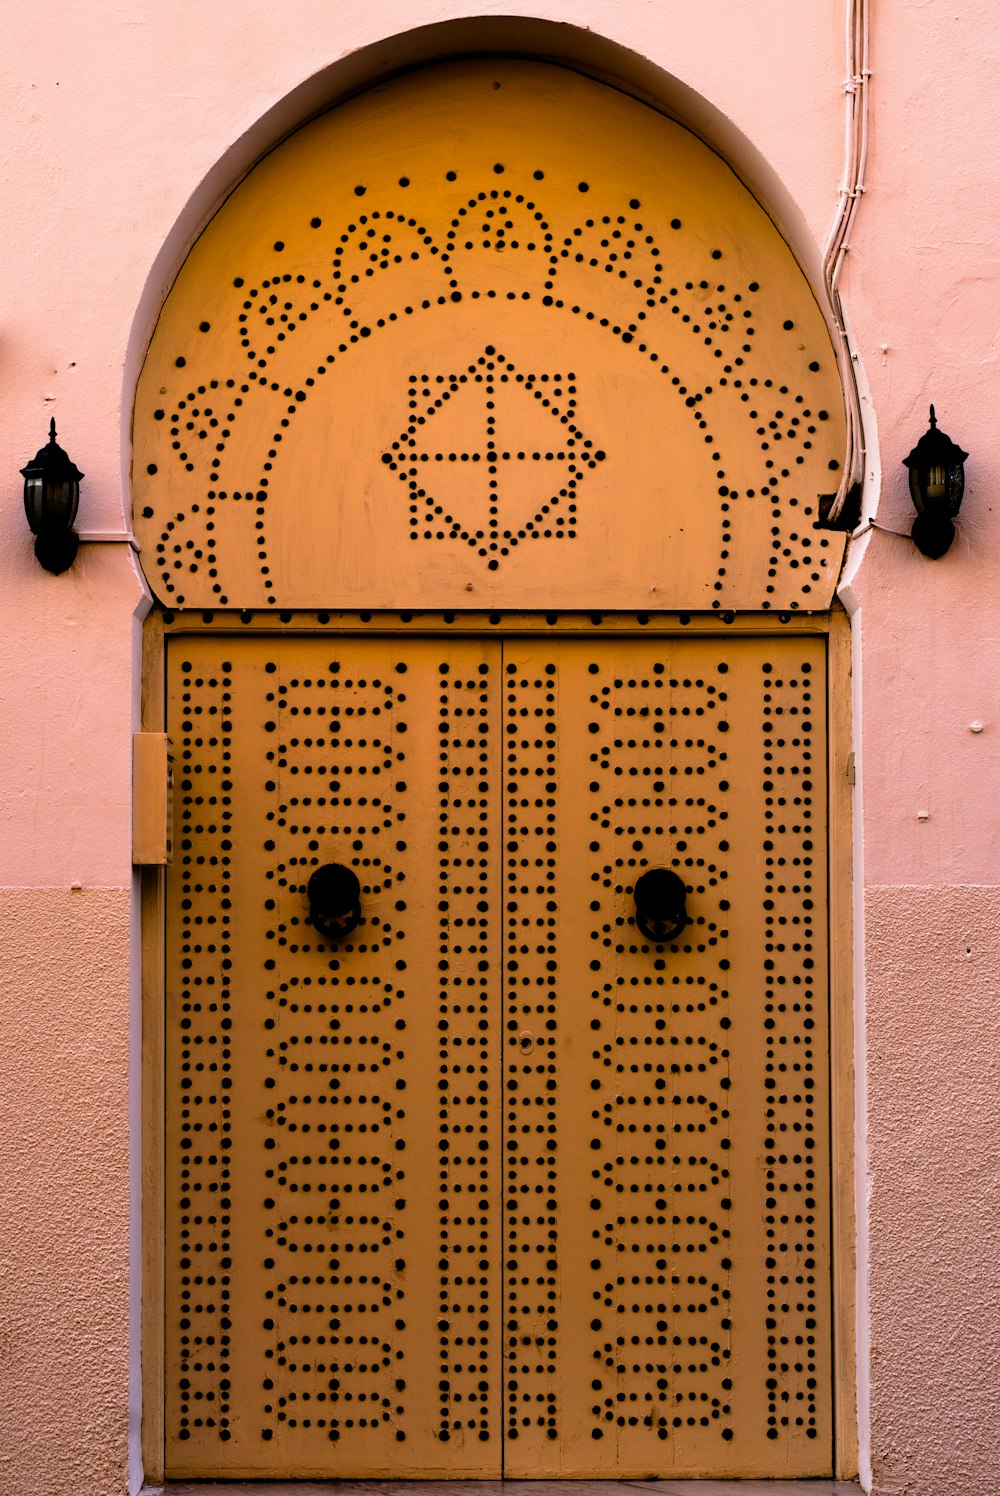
259 658 409 1446
174 656 234 1444
760 657 822 1444
503 659 559 1444
435 659 495 1446
585 660 733 1446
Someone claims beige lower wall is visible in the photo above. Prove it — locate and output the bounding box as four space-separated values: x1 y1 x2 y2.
2 882 998 1495
0 888 131 1496
865 886 1000 1496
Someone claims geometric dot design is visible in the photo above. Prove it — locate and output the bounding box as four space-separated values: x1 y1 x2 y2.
434 657 497 1446
758 656 823 1445
382 346 605 564
260 662 406 1449
133 61 848 613
502 658 560 1444
162 625 832 1481
580 660 733 1452
171 656 235 1448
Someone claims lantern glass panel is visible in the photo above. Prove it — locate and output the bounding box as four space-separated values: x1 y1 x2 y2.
46 476 79 529
23 474 45 533
927 464 946 501
945 461 965 515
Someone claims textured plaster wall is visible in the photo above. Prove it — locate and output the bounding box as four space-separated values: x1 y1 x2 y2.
862 889 999 1496
0 2 998 1495
0 891 132 1496
840 3 1000 1490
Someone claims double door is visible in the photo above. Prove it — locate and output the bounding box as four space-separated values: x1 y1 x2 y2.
163 630 830 1478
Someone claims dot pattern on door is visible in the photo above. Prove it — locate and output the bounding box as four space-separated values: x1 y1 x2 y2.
259 661 408 1444
503 660 560 1443
382 349 604 565
134 61 848 611
434 658 498 1445
163 633 831 1480
759 658 822 1442
172 658 235 1444
581 661 734 1447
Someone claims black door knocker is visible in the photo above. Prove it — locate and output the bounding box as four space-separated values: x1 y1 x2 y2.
633 867 689 943
307 862 362 942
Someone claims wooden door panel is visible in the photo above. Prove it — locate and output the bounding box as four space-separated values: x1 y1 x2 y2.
163 631 830 1479
164 636 504 1477
501 636 830 1477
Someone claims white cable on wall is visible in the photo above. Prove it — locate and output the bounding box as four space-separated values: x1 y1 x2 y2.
823 0 870 522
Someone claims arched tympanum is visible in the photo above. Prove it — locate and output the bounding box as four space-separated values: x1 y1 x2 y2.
134 62 846 612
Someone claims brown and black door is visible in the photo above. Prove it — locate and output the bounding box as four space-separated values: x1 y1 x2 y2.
136 51 848 1482
163 629 831 1478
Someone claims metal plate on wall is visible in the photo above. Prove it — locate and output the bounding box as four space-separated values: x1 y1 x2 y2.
164 632 830 1478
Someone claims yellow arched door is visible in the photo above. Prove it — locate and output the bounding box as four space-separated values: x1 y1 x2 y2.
142 60 843 1481
163 622 830 1479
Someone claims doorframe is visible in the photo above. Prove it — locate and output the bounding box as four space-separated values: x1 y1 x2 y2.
139 604 857 1482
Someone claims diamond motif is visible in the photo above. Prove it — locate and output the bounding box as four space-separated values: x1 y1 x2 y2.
381 346 605 568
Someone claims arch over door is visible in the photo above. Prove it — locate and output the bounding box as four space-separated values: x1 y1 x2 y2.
144 57 844 1483
133 61 847 612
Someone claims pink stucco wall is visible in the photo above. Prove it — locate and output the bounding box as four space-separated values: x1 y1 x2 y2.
839 6 1000 1487
0 891 132 1495
0 4 997 1495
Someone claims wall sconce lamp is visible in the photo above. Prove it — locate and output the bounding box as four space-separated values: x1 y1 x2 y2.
903 405 968 558
21 418 84 573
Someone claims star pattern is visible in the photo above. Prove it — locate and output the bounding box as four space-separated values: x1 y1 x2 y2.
382 346 605 567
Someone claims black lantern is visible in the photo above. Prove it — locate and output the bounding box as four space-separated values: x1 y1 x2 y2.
902 405 968 559
21 418 83 573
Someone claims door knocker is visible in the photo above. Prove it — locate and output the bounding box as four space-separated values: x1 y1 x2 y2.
307 862 362 942
633 867 689 943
